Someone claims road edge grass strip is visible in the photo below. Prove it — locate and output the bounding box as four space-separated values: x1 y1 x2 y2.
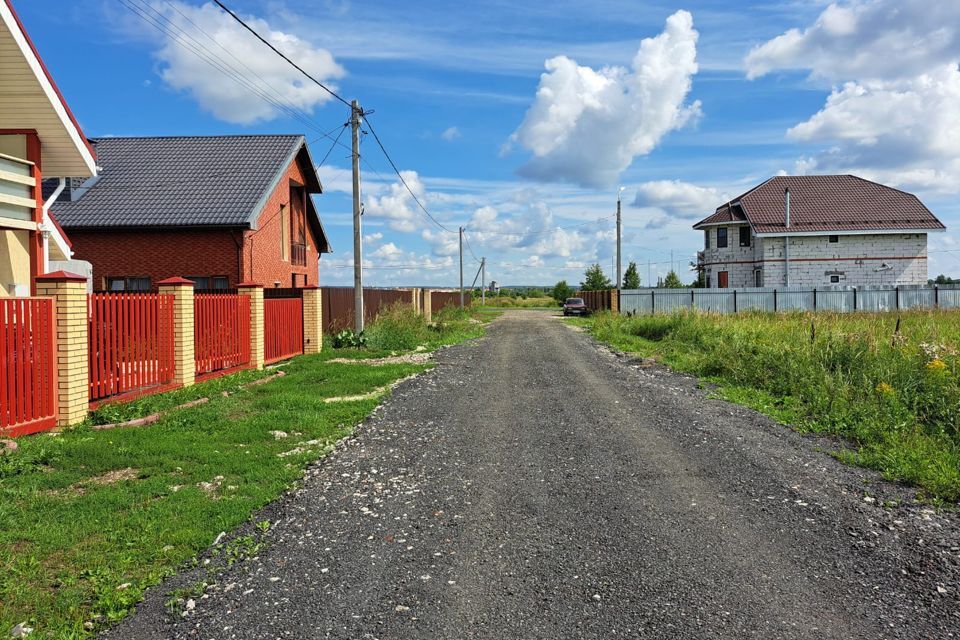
569 311 960 505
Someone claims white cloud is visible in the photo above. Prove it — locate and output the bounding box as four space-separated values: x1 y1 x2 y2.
364 170 426 232
632 180 730 218
370 242 403 259
440 126 461 141
363 232 383 244
151 2 345 124
748 0 960 193
507 10 701 188
745 1 960 83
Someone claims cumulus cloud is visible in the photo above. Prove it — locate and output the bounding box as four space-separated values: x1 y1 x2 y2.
364 170 426 232
440 126 461 141
507 10 701 188
151 2 345 124
745 1 960 82
748 0 960 193
632 180 730 218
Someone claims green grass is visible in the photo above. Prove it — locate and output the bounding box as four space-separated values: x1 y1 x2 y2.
477 296 558 309
574 310 960 503
0 310 490 638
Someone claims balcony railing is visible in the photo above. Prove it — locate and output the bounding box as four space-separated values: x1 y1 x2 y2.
291 243 307 267
0 153 36 223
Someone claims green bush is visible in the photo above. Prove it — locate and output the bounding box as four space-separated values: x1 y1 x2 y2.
332 329 366 349
363 304 431 351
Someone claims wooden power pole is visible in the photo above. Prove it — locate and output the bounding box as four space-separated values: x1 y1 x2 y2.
351 100 364 332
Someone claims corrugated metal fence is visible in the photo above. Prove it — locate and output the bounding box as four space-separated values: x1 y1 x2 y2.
320 287 415 333
619 285 960 315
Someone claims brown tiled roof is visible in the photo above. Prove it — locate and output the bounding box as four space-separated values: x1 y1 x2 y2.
693 202 746 226
693 175 945 234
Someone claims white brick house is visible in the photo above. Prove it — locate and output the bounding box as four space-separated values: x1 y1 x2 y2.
693 175 945 288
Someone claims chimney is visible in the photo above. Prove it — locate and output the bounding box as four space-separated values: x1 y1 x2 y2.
784 186 790 229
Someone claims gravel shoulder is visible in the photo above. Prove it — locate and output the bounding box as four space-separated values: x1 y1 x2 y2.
105 310 960 640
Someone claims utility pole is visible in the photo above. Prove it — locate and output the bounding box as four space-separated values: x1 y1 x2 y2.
481 257 486 305
351 100 364 333
459 226 464 309
647 258 651 288
616 187 624 289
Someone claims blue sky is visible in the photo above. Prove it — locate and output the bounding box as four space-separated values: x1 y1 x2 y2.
18 0 960 286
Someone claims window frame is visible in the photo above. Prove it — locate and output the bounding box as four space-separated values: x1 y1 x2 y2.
828 235 839 243
105 276 151 292
739 226 751 247
704 229 710 249
717 227 728 248
830 275 840 283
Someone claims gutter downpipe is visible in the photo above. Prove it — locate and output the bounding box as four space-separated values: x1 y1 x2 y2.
784 186 791 287
40 177 66 274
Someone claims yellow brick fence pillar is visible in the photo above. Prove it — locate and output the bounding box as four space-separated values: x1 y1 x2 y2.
611 289 620 315
238 283 265 369
35 271 89 427
301 286 323 354
158 277 196 387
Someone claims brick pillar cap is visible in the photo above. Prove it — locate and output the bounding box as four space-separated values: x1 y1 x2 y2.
35 270 87 282
157 277 195 286
300 285 320 290
236 282 264 288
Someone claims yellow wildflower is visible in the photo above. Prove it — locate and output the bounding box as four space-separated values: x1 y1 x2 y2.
926 358 947 372
875 382 895 396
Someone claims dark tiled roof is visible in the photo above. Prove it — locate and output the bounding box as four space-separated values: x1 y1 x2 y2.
50 135 320 229
694 175 945 234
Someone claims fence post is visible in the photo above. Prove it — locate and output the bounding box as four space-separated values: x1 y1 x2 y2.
422 289 433 323
813 287 817 311
895 285 900 310
773 288 778 312
935 285 939 309
611 289 619 315
237 283 265 370
158 277 196 387
301 285 322 355
651 289 655 314
35 271 89 427
732 289 737 313
853 287 858 310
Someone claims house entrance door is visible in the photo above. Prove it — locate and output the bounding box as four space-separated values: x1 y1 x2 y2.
718 271 729 288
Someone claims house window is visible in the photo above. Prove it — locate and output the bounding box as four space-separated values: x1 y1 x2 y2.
105 277 150 292
186 276 209 290
212 277 230 290
280 204 289 261
830 275 840 283
717 227 728 248
704 230 710 249
706 276 711 288
290 184 307 267
828 235 839 243
755 270 763 287
739 226 751 247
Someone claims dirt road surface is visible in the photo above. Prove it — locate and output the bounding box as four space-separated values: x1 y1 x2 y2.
106 310 960 639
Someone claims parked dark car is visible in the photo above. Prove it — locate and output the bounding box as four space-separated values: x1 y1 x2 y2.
562 297 588 316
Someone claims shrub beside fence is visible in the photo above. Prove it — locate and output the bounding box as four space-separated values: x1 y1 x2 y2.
619 285 960 316
320 287 418 333
0 297 56 436
88 293 176 405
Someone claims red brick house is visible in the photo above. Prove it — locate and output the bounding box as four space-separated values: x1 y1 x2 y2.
50 135 331 291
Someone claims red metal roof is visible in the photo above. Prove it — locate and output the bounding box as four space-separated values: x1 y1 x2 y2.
694 175 945 234
694 202 746 226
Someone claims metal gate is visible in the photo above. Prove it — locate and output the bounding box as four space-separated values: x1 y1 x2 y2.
264 297 303 364
1 298 57 436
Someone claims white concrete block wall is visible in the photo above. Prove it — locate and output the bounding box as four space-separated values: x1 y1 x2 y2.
760 234 927 287
700 230 929 287
701 224 756 288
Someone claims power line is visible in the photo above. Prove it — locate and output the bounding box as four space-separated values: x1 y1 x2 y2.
362 114 455 234
210 0 351 108
462 230 482 264
118 0 351 155
325 263 453 270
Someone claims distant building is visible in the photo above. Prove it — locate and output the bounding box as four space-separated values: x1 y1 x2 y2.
693 175 945 288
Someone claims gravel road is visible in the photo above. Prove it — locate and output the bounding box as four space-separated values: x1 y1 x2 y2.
106 310 959 639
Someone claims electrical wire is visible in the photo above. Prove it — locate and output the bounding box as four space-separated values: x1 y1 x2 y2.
361 114 455 234
461 230 482 264
211 0 351 108
118 0 350 155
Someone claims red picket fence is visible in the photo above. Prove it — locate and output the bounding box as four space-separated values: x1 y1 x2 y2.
264 297 303 364
195 293 251 380
1 298 57 436
88 293 177 405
